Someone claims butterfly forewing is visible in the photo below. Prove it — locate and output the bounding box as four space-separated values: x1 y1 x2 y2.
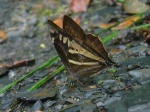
47 20 71 71
48 15 115 79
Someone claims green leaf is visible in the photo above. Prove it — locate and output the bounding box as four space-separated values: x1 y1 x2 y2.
102 31 119 43
0 55 59 94
28 65 65 91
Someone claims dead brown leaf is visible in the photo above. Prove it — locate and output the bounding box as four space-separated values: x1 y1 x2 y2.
99 22 116 29
53 17 63 28
0 30 7 43
139 29 150 44
111 15 141 30
53 16 81 28
70 0 90 13
56 80 61 86
109 49 122 55
35 110 43 112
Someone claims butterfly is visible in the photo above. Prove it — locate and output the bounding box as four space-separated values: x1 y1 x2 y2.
48 15 115 79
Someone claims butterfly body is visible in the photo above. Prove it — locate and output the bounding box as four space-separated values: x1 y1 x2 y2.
48 15 115 79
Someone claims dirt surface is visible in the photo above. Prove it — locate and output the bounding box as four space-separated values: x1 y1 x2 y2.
0 0 150 112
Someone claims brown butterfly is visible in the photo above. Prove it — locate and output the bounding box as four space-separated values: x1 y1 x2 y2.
48 15 115 79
